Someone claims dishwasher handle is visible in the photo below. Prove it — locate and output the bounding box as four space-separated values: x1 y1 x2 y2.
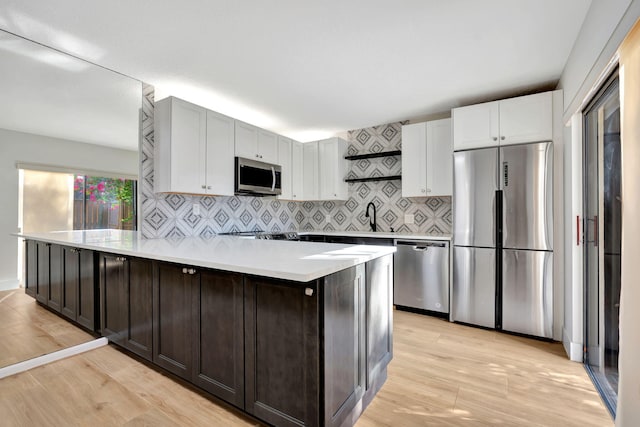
413 246 428 252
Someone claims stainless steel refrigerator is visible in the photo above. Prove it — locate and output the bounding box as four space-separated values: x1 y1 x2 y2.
452 142 553 338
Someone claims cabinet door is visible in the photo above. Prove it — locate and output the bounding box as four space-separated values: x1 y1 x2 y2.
323 265 365 427
277 137 293 200
401 122 427 197
426 118 453 196
25 240 37 298
123 258 153 361
154 97 207 194
291 141 304 200
499 92 552 145
61 247 79 321
77 249 96 331
35 242 49 305
258 129 278 163
205 110 235 196
245 277 319 427
48 244 63 312
319 138 348 200
193 270 244 407
100 254 127 344
235 121 259 160
303 142 319 201
154 262 194 380
365 254 393 394
452 101 499 150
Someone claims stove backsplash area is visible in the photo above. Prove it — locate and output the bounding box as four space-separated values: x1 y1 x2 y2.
139 84 302 238
299 122 452 235
139 85 450 238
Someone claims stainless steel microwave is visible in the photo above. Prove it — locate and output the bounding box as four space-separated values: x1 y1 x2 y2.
235 157 282 196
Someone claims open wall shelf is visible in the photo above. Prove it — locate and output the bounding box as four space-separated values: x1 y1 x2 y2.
344 175 402 183
344 150 401 160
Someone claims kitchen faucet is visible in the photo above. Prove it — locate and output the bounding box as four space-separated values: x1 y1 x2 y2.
365 202 377 232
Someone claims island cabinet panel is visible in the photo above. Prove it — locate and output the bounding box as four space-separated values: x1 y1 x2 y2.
323 264 366 427
35 241 50 304
61 246 79 321
101 254 153 361
123 258 153 360
101 254 128 345
193 270 244 407
77 249 97 331
153 262 194 379
244 277 320 427
364 254 394 402
25 240 37 298
47 244 63 312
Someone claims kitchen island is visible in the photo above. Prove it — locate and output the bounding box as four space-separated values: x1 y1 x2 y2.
17 230 395 427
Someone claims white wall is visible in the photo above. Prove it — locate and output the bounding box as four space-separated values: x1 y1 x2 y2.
0 128 138 290
559 0 633 120
558 0 640 363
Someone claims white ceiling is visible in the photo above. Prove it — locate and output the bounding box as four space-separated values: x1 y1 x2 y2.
0 0 592 145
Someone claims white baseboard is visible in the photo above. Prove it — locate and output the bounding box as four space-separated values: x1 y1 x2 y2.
0 279 20 291
0 337 108 379
562 327 583 362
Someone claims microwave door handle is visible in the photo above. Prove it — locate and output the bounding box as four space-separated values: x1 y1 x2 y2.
271 167 276 192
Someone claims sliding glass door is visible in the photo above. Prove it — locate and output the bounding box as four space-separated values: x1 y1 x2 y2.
583 71 621 417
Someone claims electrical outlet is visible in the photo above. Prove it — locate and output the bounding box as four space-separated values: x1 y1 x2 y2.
325 214 332 223
404 214 414 224
193 204 201 216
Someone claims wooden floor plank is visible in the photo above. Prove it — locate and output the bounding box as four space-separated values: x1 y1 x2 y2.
0 303 612 426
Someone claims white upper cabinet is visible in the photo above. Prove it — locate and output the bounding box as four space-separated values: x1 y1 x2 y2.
452 91 552 150
303 141 319 201
498 92 552 145
234 121 278 164
402 118 452 197
291 141 304 200
205 110 235 195
277 136 293 200
154 96 234 195
452 101 499 150
318 138 348 200
426 119 453 196
257 129 278 164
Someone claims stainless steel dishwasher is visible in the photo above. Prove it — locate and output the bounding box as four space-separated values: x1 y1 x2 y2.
394 240 449 314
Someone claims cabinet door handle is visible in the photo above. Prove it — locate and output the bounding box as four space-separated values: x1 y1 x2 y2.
493 137 498 141
501 136 506 140
201 185 206 189
255 154 259 158
207 185 211 190
421 189 426 193
427 188 431 193
182 267 188 274
305 288 314 296
188 268 197 275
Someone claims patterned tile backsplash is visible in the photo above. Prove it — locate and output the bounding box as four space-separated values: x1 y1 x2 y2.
299 122 452 234
139 85 451 237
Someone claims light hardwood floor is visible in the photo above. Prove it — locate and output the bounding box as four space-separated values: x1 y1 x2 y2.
0 290 94 368
0 300 612 426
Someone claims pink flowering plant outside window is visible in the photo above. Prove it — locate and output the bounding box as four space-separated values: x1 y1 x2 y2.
73 175 135 229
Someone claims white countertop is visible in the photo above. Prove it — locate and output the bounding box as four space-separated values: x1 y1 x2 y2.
15 230 396 283
300 230 451 241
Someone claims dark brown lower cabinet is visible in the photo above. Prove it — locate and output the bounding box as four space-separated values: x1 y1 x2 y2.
35 241 50 304
101 254 153 361
153 262 194 378
24 240 37 298
61 247 79 321
364 254 393 402
193 269 244 408
153 262 245 407
244 276 320 427
323 264 366 427
47 244 63 312
77 249 97 330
